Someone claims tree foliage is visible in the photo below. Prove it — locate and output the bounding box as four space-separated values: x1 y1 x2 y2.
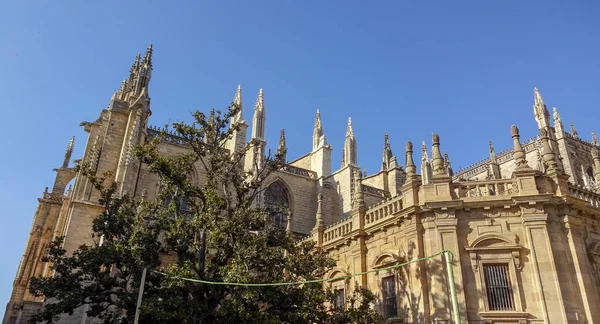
29 104 383 324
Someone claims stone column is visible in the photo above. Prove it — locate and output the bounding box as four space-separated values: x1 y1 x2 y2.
520 210 568 323
422 210 467 323
563 215 600 323
400 213 429 323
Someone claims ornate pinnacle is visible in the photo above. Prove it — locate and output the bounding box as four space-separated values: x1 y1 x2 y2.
342 118 357 167
118 79 127 94
62 136 75 168
511 125 530 170
354 169 365 208
592 131 599 146
143 43 153 69
405 141 417 177
130 53 141 75
255 88 264 111
231 85 244 124
315 192 324 229
534 87 544 106
313 109 325 151
540 128 559 172
431 133 445 176
570 122 579 138
552 107 561 122
315 109 322 129
346 118 354 138
277 128 286 162
382 132 393 171
421 141 429 161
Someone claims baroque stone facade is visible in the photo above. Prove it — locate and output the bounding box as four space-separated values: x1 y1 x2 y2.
5 46 600 324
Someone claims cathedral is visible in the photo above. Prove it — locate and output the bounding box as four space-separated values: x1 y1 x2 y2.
5 45 600 324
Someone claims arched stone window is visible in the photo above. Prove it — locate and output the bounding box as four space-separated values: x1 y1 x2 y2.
264 180 291 227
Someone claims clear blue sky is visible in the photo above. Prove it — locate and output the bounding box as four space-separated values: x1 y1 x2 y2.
1 0 599 312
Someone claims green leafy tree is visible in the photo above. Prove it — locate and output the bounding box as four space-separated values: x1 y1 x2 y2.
28 104 384 324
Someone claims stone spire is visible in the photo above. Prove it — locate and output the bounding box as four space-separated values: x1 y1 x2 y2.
314 192 324 229
277 128 286 162
540 128 560 173
511 125 531 170
421 141 432 184
381 132 394 171
570 122 579 138
552 107 564 134
444 152 453 177
341 118 357 167
405 141 417 177
431 133 445 177
312 109 326 151
231 85 244 125
134 44 153 96
488 141 501 179
128 53 141 86
592 131 599 146
62 136 75 168
142 43 153 69
592 147 600 187
533 87 551 130
251 88 266 140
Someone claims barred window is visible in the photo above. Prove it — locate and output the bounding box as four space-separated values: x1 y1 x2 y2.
483 264 515 311
381 276 398 318
333 289 345 310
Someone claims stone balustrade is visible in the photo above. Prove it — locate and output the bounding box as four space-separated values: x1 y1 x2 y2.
323 218 353 243
568 184 600 208
364 195 403 227
453 179 517 199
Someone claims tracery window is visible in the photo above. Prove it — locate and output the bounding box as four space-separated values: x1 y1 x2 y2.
264 180 290 227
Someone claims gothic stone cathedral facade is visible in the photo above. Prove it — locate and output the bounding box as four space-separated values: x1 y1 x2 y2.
5 46 600 324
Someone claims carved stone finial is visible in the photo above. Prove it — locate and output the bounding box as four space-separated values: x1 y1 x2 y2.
431 133 445 176
314 191 324 229
540 128 559 172
353 168 365 208
592 131 599 146
511 125 530 170
405 141 417 177
510 125 520 137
